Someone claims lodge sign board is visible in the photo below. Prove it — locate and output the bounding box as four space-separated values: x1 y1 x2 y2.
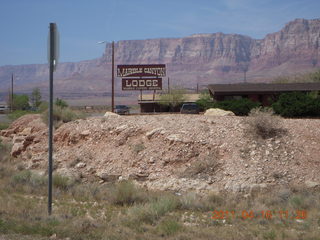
117 64 166 77
122 78 162 90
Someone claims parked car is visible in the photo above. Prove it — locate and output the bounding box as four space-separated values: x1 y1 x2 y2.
114 105 130 115
180 103 200 114
0 105 9 113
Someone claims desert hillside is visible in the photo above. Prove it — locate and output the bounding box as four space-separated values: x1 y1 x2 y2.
1 113 319 194
0 18 319 97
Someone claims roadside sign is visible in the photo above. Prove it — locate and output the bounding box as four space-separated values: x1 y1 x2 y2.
122 78 162 90
117 64 166 77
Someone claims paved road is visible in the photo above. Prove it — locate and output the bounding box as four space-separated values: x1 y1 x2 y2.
0 114 9 123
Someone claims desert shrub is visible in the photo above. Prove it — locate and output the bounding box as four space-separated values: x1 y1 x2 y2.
196 91 215 111
111 180 145 206
10 170 47 190
215 98 260 115
132 143 145 154
11 170 32 185
53 174 74 191
157 218 182 236
158 86 187 111
55 98 68 108
245 107 286 139
263 229 276 240
126 195 180 225
10 94 30 110
41 106 85 127
181 150 219 178
0 122 9 130
7 110 30 121
272 92 320 117
38 101 49 112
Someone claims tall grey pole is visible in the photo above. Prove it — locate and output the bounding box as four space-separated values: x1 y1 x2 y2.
11 74 13 112
111 41 115 112
48 23 55 215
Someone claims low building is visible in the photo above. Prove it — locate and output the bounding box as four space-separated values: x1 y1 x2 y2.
138 93 200 113
207 82 320 106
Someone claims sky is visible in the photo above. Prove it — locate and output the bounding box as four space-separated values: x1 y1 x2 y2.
0 0 319 66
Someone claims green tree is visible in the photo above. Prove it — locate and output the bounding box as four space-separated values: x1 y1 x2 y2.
11 94 30 110
30 88 42 109
196 90 215 111
158 86 187 111
215 98 260 116
55 98 68 108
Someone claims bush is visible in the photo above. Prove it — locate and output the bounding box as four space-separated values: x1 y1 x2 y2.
10 94 30 110
0 122 9 130
38 101 49 112
55 98 68 108
157 218 182 236
11 170 32 185
8 110 30 121
132 143 145 154
196 91 215 111
215 98 260 116
10 170 47 188
127 195 180 225
53 174 74 191
112 180 144 206
272 92 320 117
246 107 286 139
41 106 85 127
158 86 187 111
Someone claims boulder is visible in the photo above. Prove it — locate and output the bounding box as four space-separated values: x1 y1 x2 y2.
146 127 165 139
204 108 235 116
97 172 121 182
305 180 320 188
104 112 120 117
11 143 24 157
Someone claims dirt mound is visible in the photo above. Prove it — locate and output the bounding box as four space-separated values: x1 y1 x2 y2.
1 114 320 193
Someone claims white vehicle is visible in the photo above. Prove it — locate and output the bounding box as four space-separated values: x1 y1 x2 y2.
0 105 9 113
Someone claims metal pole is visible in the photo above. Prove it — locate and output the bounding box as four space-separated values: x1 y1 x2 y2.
111 41 115 112
168 77 170 93
11 74 13 112
48 23 55 216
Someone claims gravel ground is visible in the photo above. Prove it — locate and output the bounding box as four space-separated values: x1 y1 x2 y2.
1 113 320 194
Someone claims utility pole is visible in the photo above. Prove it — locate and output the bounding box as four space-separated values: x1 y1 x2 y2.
111 41 115 112
48 22 59 216
11 74 14 112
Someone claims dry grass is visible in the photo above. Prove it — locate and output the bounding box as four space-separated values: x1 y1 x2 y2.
245 107 287 139
180 150 219 178
0 145 320 239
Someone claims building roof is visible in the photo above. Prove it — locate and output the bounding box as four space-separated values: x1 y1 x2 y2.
138 93 200 103
208 82 320 95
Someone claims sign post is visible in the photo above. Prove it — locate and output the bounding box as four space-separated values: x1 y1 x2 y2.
48 22 59 215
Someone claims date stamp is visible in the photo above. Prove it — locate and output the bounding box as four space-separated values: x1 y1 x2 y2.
211 210 307 220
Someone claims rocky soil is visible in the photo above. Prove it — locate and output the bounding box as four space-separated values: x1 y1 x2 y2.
1 113 320 194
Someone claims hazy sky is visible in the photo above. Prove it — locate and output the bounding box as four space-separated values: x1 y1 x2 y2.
0 0 319 66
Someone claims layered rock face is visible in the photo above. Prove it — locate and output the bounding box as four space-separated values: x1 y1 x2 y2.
0 18 319 96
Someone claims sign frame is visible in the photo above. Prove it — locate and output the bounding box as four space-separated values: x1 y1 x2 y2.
117 64 166 78
122 78 162 91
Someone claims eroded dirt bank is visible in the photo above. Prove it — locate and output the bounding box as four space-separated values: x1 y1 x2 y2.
1 114 319 194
